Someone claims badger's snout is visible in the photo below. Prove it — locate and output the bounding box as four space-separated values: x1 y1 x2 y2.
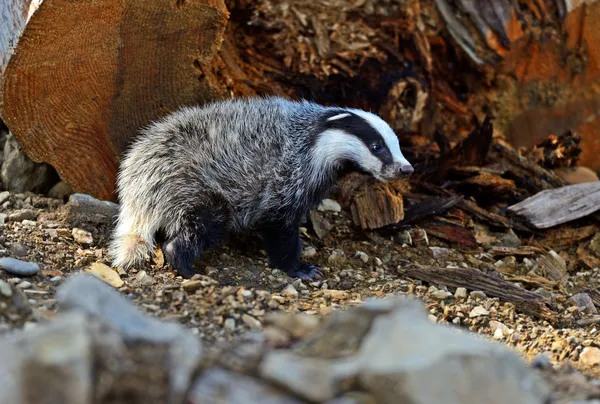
380 162 414 181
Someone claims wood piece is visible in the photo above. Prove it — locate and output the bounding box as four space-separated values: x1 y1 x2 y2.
421 116 493 183
540 224 599 248
420 218 478 248
508 182 600 229
405 266 560 324
0 0 229 201
457 199 530 232
489 246 544 257
349 180 404 230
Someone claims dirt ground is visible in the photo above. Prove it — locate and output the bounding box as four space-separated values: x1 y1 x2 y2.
1 191 599 401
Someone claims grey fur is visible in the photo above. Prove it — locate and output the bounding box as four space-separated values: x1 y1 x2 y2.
108 96 412 278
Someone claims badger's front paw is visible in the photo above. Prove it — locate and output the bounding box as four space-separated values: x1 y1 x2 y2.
286 264 324 281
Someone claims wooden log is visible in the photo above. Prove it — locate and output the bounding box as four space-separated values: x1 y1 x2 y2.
507 182 600 229
0 0 229 201
405 266 560 324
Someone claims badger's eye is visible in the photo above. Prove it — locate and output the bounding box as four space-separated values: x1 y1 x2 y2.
371 143 384 153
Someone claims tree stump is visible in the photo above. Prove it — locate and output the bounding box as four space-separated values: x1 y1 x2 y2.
0 0 229 201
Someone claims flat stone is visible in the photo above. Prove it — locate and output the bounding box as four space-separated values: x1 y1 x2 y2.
56 274 203 402
264 312 320 339
72 228 93 245
310 210 333 240
0 191 9 205
469 306 489 318
242 314 262 330
8 242 28 257
281 284 298 299
0 257 40 276
0 312 93 404
580 347 600 366
454 287 468 299
569 293 598 314
85 262 124 288
189 368 303 404
63 193 119 224
134 270 153 286
0 280 12 297
7 209 38 222
182 280 203 292
432 290 452 300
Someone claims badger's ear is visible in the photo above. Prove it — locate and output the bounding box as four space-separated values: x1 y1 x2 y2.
321 110 353 130
326 113 351 122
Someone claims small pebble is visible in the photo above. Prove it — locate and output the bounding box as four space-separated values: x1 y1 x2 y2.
355 251 369 263
8 209 37 222
281 284 298 298
470 290 487 300
429 246 450 259
454 287 468 299
16 281 32 289
0 213 6 224
302 246 317 258
0 257 40 276
0 191 10 205
72 228 93 245
469 306 489 318
317 198 341 212
241 314 262 330
432 290 452 300
0 280 12 297
50 276 63 283
182 280 203 292
580 347 600 366
493 328 504 340
21 220 36 227
374 257 383 267
328 250 347 267
85 262 124 288
569 293 598 314
8 243 28 258
134 270 153 286
530 353 553 369
224 318 236 333
452 317 461 325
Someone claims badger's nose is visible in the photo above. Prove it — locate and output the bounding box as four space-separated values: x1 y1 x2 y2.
398 164 414 178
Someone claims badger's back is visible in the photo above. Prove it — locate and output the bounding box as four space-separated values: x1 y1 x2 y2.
117 97 321 234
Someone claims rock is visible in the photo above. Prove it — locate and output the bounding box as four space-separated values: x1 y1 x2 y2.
134 270 153 286
1 134 58 194
328 250 347 267
0 279 12 297
261 296 549 404
264 312 320 339
538 250 567 282
470 290 487 300
84 262 124 288
16 281 32 289
188 368 303 404
62 193 119 224
0 190 9 205
318 198 342 212
0 257 40 276
0 213 6 224
429 247 450 259
432 290 452 300
182 280 203 292
394 230 412 245
302 246 317 259
409 228 428 245
580 347 600 366
8 242 28 257
489 320 511 336
72 228 93 245
47 181 73 200
242 314 262 330
0 312 93 404
7 209 37 222
56 274 203 402
555 166 599 184
493 328 504 340
569 293 598 314
309 210 333 239
281 284 299 299
354 251 369 263
469 306 490 318
454 287 468 299
530 353 553 370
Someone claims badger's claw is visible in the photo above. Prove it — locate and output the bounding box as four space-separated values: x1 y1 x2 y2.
287 264 324 281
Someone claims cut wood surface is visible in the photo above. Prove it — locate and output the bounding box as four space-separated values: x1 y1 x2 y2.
405 266 560 324
508 182 600 229
0 0 229 201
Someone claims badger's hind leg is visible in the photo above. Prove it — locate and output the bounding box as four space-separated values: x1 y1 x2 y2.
108 206 157 270
163 212 226 278
260 221 324 281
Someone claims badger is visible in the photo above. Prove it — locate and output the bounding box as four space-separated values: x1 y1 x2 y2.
108 96 413 280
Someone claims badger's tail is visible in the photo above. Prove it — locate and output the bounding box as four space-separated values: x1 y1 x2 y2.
108 207 156 269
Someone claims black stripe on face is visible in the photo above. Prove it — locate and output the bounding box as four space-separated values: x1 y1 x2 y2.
320 110 393 165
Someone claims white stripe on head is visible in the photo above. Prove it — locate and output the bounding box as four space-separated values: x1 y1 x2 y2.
326 113 352 122
347 109 411 166
310 129 383 183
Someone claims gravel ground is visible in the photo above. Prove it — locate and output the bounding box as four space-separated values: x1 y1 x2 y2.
1 191 600 394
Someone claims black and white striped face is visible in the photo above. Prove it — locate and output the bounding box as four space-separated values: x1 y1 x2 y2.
315 109 414 182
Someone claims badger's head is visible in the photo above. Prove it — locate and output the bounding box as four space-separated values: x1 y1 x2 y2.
314 109 414 182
